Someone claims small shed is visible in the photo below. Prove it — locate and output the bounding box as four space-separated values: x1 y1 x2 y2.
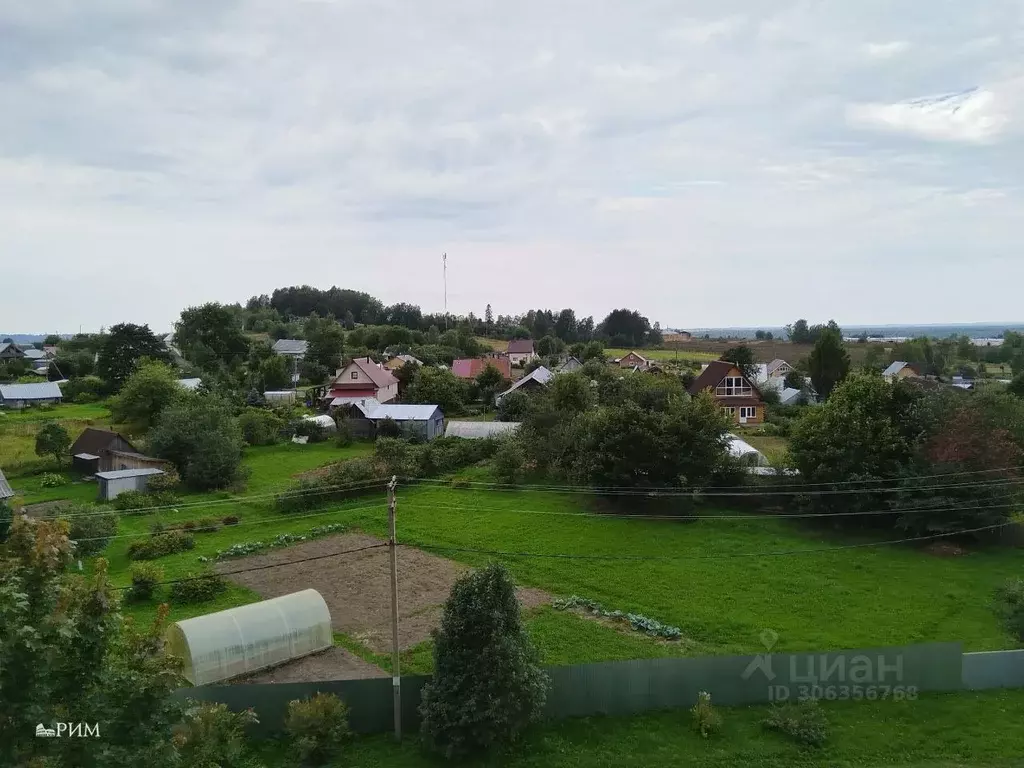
0 381 63 409
495 366 553 405
444 420 520 439
95 467 165 501
347 402 445 441
166 589 333 685
72 452 102 474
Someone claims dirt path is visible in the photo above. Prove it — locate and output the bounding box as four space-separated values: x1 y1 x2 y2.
231 646 386 684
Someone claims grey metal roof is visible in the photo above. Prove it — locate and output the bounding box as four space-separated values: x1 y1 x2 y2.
444 420 519 438
74 453 101 460
272 339 308 355
95 468 165 480
331 396 381 408
178 378 203 390
779 387 803 405
355 402 442 421
556 357 583 373
882 361 909 378
0 382 63 400
22 348 46 360
496 366 553 401
0 468 14 500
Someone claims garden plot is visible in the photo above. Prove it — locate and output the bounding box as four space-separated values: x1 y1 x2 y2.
216 532 551 653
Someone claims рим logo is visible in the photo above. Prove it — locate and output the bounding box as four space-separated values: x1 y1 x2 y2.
35 724 56 738
34 723 100 738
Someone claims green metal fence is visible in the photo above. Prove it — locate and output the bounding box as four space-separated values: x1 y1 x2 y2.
176 641 971 733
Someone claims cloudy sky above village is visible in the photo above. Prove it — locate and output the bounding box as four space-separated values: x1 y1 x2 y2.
2 0 1022 333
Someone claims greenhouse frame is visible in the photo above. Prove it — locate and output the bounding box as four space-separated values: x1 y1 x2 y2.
166 589 333 686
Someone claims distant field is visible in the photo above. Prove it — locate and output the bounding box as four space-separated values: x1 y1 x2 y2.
607 347 718 363
476 337 508 352
0 402 119 475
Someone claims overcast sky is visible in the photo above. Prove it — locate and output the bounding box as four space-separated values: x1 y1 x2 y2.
2 1 1022 334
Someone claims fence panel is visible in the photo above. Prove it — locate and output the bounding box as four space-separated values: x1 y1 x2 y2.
962 650 1024 690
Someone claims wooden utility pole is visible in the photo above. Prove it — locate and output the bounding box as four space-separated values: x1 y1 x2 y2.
387 476 402 741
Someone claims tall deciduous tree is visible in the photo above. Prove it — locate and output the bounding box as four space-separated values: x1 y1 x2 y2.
419 563 549 758
35 422 71 466
598 308 652 348
174 303 249 369
807 323 850 400
0 517 184 767
96 323 169 391
404 367 466 415
148 397 245 491
110 360 183 430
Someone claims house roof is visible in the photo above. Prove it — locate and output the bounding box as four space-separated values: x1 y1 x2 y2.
347 357 399 388
70 428 138 457
507 339 535 354
331 396 381 408
556 356 583 373
882 361 917 378
95 468 165 480
622 350 649 363
496 366 553 401
352 402 442 421
766 359 789 375
0 468 14 500
444 420 520 438
389 354 422 367
0 342 23 357
687 360 761 399
452 357 511 379
22 348 47 360
272 339 308 355
178 378 202 390
0 382 63 401
779 387 803 405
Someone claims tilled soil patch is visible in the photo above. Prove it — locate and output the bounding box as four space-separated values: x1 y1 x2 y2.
216 532 551 654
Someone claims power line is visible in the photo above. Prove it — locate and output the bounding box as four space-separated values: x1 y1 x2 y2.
403 521 1012 562
410 464 1024 491
400 496 1022 522
109 542 390 591
407 477 1022 498
38 478 391 519
70 502 388 543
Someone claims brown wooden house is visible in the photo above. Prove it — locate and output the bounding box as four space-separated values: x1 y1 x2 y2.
687 360 765 425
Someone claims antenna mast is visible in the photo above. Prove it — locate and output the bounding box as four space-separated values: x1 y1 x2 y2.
442 252 448 330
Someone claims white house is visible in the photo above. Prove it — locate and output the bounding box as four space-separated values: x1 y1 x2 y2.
506 339 539 366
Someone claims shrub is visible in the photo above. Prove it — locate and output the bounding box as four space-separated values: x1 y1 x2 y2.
39 472 68 488
376 416 402 439
419 563 549 758
65 509 118 557
146 470 181 493
169 572 228 604
334 419 353 447
182 520 196 531
374 437 417 477
127 563 164 602
148 396 246 491
449 477 470 489
114 489 181 513
763 701 829 747
997 579 1024 641
237 408 285 446
0 502 13 543
35 422 71 465
285 692 351 766
195 517 220 533
222 515 240 526
691 691 722 738
294 419 328 443
171 701 260 768
492 439 525 484
128 531 195 560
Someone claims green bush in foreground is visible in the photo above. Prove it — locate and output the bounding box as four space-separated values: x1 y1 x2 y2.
172 701 261 768
169 572 228 604
65 508 118 557
763 700 830 747
128 531 195 560
127 562 164 602
285 692 351 766
419 563 549 758
691 691 723 738
997 579 1024 641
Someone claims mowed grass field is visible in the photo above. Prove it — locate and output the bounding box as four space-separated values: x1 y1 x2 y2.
258 689 1024 767
0 402 120 476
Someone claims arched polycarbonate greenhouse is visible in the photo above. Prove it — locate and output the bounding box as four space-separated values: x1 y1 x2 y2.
166 589 333 685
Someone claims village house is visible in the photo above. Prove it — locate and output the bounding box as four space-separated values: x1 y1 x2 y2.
342 400 445 441
325 357 399 404
495 366 553 405
687 360 765 425
882 361 921 382
0 381 63 409
384 354 423 371
0 342 26 362
662 331 693 343
272 339 308 358
616 351 650 369
555 356 583 374
69 428 171 474
0 467 14 502
506 339 539 366
451 355 512 380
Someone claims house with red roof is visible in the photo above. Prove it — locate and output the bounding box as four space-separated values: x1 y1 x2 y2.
326 357 399 404
687 360 765 425
451 356 512 380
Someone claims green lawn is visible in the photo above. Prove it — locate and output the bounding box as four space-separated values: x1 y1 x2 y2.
0 401 118 475
0 402 113 423
257 689 1024 767
740 434 791 467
